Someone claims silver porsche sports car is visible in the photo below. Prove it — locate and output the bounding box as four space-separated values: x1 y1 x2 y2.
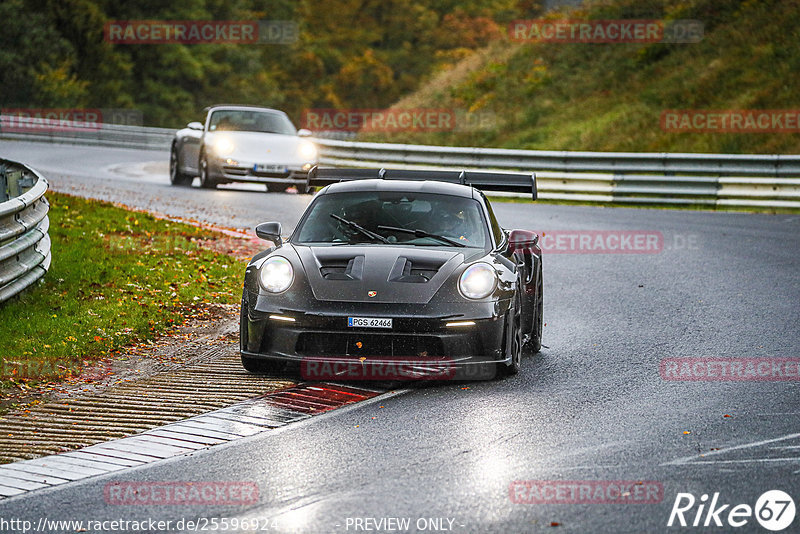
169 105 318 192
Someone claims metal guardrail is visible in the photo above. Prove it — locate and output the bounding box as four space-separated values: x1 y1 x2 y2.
1 115 798 208
0 118 174 151
0 159 51 303
317 139 800 209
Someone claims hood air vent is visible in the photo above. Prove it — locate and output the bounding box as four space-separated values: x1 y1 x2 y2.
389 257 444 283
319 255 365 280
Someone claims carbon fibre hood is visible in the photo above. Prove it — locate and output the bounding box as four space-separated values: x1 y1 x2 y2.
294 244 481 304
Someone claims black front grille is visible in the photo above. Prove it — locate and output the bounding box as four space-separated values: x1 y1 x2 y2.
296 332 444 358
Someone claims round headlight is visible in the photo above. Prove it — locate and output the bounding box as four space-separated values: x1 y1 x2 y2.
458 263 497 300
212 136 235 156
259 256 294 293
298 139 317 161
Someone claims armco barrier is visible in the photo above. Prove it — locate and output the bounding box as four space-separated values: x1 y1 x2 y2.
1 115 798 209
0 159 51 303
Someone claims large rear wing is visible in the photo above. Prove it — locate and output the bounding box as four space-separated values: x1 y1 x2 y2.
306 167 537 200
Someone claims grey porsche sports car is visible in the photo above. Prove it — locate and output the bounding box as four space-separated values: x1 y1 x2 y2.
170 104 318 192
240 167 543 380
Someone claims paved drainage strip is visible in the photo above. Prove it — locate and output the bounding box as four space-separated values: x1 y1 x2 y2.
0 382 384 500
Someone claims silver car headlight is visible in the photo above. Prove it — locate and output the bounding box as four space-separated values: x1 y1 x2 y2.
259 256 294 293
458 262 497 300
297 139 317 161
212 135 235 156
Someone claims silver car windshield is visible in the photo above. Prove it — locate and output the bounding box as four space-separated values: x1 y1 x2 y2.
294 191 491 248
208 110 297 135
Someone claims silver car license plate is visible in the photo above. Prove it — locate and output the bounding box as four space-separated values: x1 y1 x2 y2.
254 164 286 173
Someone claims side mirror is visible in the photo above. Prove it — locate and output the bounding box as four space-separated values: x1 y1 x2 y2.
255 221 283 247
508 229 539 253
187 121 204 130
297 128 312 137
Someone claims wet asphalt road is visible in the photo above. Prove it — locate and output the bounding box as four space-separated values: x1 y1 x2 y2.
1 140 799 533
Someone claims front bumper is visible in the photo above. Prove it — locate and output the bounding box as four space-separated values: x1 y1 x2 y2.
241 290 510 380
207 158 312 185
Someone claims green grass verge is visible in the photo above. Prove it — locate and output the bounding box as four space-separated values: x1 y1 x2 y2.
0 192 244 390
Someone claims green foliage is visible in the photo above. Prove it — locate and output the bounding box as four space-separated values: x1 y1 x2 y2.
0 0 519 126
0 193 243 387
368 0 800 154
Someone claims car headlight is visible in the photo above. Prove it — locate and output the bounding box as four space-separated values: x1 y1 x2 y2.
458 262 497 300
259 256 294 293
297 139 317 161
212 136 235 156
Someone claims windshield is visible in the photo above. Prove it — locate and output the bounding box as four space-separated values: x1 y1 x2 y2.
207 110 297 135
294 191 490 248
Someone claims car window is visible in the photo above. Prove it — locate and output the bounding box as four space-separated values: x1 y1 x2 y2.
294 191 490 248
208 110 297 135
482 195 505 247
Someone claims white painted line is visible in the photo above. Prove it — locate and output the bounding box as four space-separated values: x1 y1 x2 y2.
201 411 286 428
681 457 800 465
69 448 154 464
63 451 144 467
47 454 128 472
0 477 47 491
662 433 800 466
134 435 208 450
153 424 237 442
0 463 86 481
165 419 254 438
0 467 70 485
117 437 201 454
185 416 265 436
221 404 306 422
82 444 168 461
89 440 184 458
143 429 226 446
23 458 108 477
0 485 25 497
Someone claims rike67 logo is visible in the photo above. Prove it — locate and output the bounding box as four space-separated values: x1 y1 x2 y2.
668 490 796 531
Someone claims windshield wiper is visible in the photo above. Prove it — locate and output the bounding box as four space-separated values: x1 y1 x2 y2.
377 225 466 247
331 214 389 243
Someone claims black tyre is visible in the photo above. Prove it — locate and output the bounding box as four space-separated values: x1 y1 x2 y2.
198 153 217 189
241 354 286 374
266 184 289 193
169 146 193 186
498 282 523 376
527 264 543 354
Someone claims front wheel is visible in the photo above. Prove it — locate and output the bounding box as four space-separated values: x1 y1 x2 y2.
526 265 543 354
198 154 217 189
498 285 523 377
